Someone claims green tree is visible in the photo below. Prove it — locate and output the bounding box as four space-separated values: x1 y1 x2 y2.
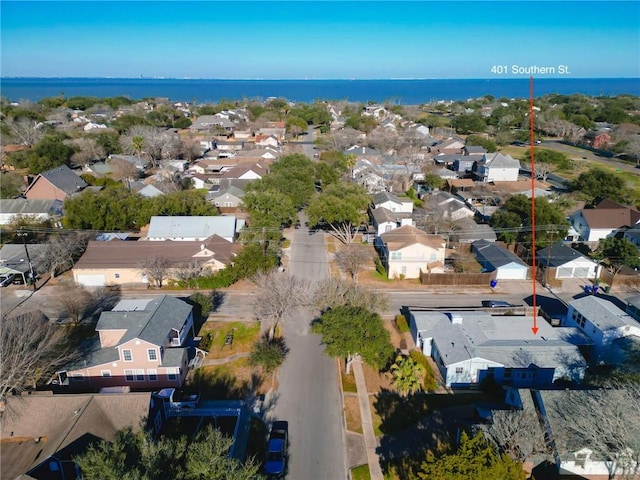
423 173 445 191
306 181 370 243
110 114 148 133
312 305 394 373
390 354 425 398
568 168 630 204
411 431 525 480
285 116 308 138
0 171 24 198
257 154 317 208
249 334 288 373
465 135 498 153
489 194 569 247
173 116 192 129
188 292 214 320
522 148 572 171
74 425 262 480
91 130 122 155
242 189 297 227
452 113 487 134
594 237 640 272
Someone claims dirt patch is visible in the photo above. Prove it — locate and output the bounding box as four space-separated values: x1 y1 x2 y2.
361 362 393 394
187 357 270 399
344 395 363 434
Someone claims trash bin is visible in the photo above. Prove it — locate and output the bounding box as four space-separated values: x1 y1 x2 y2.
490 280 498 288
584 285 592 294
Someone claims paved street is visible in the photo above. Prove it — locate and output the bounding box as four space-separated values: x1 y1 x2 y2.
270 216 348 480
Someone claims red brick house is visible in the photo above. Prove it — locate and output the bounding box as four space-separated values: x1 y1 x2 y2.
24 165 87 201
582 131 611 149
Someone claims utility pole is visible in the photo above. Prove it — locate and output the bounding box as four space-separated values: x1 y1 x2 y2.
543 230 558 287
17 230 36 291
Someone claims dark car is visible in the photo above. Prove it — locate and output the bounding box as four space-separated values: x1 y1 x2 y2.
481 300 516 308
264 420 288 478
0 274 16 287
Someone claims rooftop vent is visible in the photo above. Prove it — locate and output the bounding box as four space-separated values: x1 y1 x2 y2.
446 312 463 325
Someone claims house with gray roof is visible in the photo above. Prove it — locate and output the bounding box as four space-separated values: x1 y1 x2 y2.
452 218 498 244
372 191 414 214
59 295 199 391
207 185 246 209
1 392 151 480
0 198 63 225
474 152 520 182
565 295 640 363
24 165 88 201
409 308 587 388
370 206 413 237
146 215 244 242
536 242 598 279
0 243 47 285
472 239 529 280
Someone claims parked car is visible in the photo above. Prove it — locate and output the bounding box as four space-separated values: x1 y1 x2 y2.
481 300 516 308
0 274 16 287
264 420 288 478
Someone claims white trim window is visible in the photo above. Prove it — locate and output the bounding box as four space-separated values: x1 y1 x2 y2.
148 369 158 381
101 370 112 378
147 348 158 361
135 369 145 381
125 369 135 381
122 349 133 362
167 368 179 381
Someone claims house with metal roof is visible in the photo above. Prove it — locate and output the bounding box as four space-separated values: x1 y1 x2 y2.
536 242 599 280
24 165 88 201
146 215 244 242
0 198 63 225
472 239 529 280
565 295 640 363
58 295 199 391
409 309 588 388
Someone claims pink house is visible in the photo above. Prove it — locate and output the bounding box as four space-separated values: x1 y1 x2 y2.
57 295 199 391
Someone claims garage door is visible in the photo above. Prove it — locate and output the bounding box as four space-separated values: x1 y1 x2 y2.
573 267 591 278
497 268 528 280
557 267 573 278
76 274 106 286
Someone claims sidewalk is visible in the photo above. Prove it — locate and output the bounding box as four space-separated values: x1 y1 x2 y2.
352 357 385 480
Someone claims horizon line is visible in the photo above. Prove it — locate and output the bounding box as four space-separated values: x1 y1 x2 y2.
2 76 639 81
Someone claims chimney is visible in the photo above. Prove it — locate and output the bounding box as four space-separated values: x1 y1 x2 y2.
446 312 463 325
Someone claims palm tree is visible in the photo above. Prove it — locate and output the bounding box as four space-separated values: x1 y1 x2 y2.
390 354 425 398
131 135 145 161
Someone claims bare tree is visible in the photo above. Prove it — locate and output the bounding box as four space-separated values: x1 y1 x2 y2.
109 156 139 190
482 409 549 463
531 161 556 182
546 384 640 480
139 256 171 287
419 194 457 235
0 311 72 405
313 277 388 313
121 125 181 166
252 270 312 339
5 118 46 147
174 261 205 286
67 137 106 168
58 285 94 325
36 232 92 278
335 245 373 283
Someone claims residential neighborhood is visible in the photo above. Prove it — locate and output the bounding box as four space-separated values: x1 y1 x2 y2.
2 92 640 480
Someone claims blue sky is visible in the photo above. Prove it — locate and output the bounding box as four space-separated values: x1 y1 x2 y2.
1 1 639 79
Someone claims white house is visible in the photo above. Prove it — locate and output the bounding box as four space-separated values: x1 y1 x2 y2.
565 296 640 363
536 242 598 279
378 225 446 279
569 198 640 242
370 207 413 237
475 152 520 182
146 215 244 243
372 191 414 214
472 240 529 280
409 309 587 388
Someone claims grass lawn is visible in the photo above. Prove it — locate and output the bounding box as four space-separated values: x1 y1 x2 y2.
188 357 265 400
342 372 358 393
351 464 371 480
199 321 260 359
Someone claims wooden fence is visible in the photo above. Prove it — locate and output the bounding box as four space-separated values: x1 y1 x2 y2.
419 270 497 286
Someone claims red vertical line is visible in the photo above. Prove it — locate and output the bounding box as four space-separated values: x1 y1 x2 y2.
530 76 538 334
